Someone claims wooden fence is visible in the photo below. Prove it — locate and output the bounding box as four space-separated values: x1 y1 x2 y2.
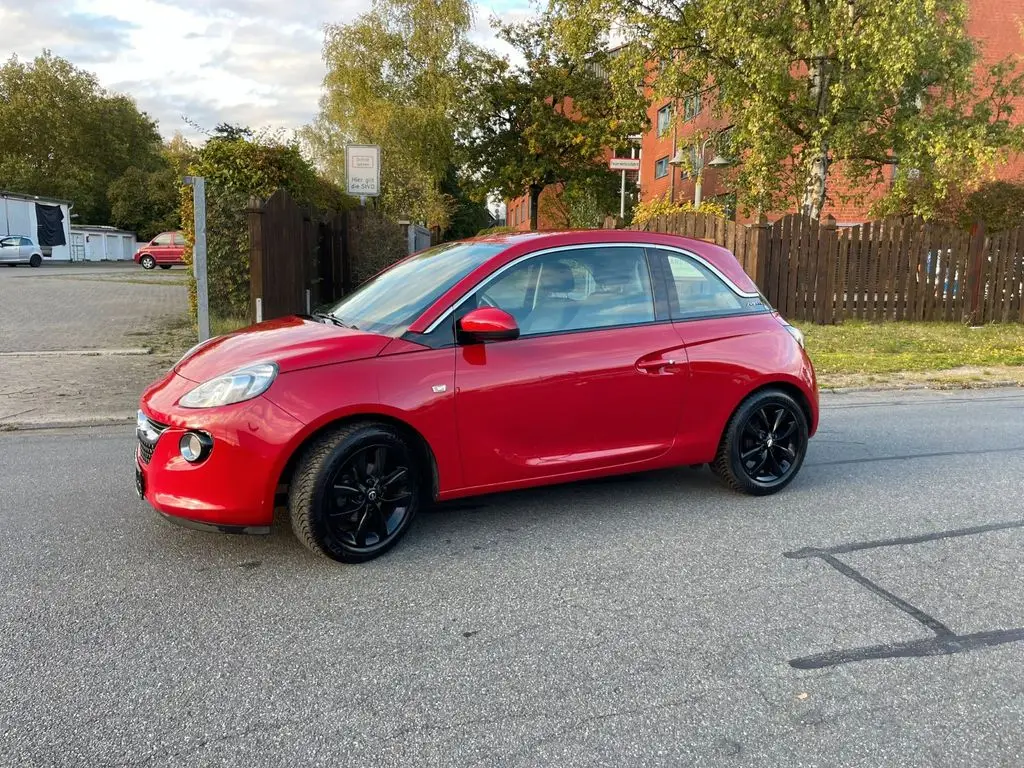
247 189 418 323
635 212 1024 325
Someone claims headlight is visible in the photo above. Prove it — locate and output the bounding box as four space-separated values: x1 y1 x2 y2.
179 363 278 408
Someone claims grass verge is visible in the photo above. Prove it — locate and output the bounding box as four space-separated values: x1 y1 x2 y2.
211 315 251 337
797 321 1024 389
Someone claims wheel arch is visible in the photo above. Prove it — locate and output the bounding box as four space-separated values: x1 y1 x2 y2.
718 378 818 448
272 412 441 507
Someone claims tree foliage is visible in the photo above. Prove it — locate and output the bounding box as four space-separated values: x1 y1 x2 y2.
0 51 165 223
303 0 486 229
540 170 630 228
460 20 645 230
547 0 1024 220
875 177 1024 231
107 133 199 241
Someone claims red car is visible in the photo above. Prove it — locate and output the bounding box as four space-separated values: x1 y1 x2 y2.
135 230 818 563
134 231 186 269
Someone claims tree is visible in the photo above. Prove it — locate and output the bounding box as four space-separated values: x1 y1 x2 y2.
303 0 487 229
540 169 628 228
460 20 644 230
438 164 493 240
108 135 199 240
0 51 165 223
547 0 1024 219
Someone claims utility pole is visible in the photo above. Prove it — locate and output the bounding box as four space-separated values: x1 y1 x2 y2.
184 176 210 342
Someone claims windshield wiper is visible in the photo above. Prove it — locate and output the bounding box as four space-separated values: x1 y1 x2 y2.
313 311 348 328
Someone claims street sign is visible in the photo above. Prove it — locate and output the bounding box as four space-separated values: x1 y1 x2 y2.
345 145 381 197
609 157 640 171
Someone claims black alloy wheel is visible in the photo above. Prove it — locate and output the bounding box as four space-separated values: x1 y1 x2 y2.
289 423 423 563
325 444 414 551
713 389 809 496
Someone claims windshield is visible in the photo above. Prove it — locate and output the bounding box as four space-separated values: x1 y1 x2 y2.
326 241 504 335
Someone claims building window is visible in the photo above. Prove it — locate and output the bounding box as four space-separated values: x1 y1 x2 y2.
684 92 701 121
657 104 672 136
655 156 670 179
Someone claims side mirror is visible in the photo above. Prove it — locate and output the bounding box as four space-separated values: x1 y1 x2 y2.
457 307 520 343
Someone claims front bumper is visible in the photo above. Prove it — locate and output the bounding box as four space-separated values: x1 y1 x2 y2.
134 373 304 531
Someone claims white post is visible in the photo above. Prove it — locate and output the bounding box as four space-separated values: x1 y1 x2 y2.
189 176 211 342
305 289 311 314
619 165 626 219
256 298 263 323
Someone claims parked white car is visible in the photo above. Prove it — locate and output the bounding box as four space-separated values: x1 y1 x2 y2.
0 235 43 267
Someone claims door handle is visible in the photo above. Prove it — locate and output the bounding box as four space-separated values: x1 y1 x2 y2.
636 358 680 374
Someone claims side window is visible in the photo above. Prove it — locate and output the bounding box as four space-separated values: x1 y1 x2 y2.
152 233 173 245
173 233 186 246
20 237 31 246
661 251 760 319
473 247 656 337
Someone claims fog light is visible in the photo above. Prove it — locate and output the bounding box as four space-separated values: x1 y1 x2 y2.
179 431 212 463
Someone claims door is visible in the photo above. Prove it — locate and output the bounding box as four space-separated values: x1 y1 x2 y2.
0 236 18 262
453 245 689 489
653 247 776 455
171 232 186 261
149 232 174 262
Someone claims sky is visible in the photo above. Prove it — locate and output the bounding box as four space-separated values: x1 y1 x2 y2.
1 0 534 140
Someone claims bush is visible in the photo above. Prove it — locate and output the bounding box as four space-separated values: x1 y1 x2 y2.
476 225 519 236
631 193 727 228
179 132 354 321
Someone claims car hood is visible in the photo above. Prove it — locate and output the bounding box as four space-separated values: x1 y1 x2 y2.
174 315 392 382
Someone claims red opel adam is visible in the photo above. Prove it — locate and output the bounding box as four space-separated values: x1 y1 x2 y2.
136 230 818 563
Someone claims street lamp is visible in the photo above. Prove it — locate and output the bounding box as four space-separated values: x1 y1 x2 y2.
670 134 734 210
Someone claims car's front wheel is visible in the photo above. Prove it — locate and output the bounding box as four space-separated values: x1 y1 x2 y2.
140 255 156 270
288 422 423 563
712 389 809 496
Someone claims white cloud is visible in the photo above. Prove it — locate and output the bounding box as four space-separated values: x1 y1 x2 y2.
2 0 536 140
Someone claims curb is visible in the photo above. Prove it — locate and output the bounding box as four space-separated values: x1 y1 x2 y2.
820 380 1024 394
0 348 152 357
0 417 135 432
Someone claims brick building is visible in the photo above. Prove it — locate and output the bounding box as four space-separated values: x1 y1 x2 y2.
507 0 1024 228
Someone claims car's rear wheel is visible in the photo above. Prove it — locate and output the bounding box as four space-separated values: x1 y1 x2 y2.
159 264 172 270
712 389 808 496
288 422 422 563
140 255 156 270
29 254 42 268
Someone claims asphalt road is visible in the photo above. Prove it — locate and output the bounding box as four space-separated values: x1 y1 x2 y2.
2 388 1023 767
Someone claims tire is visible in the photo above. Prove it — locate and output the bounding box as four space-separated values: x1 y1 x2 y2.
712 389 809 496
159 264 172 270
140 255 156 270
288 422 424 563
29 254 42 268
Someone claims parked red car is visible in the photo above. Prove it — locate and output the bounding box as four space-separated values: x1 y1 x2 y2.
135 230 818 563
134 231 186 269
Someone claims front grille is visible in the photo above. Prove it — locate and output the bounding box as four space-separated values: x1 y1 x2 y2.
137 412 168 465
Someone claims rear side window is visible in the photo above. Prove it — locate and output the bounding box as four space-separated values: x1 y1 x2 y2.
657 250 766 320
152 233 173 245
173 233 186 246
